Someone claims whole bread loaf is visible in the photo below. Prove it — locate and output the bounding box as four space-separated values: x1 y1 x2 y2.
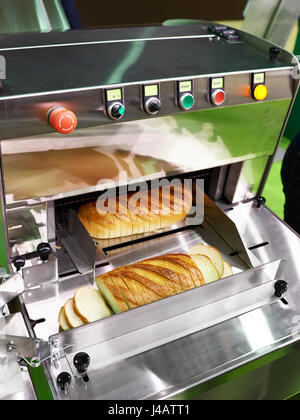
78 183 192 239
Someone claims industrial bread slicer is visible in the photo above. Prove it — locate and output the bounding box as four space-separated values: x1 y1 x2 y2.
0 22 300 400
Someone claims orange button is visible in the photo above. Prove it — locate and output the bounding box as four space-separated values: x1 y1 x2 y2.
48 107 77 134
254 84 268 101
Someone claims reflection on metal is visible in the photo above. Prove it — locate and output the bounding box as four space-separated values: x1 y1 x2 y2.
266 0 300 47
239 309 275 351
224 156 270 203
107 27 153 85
6 204 48 258
0 0 69 34
0 272 24 307
243 0 300 47
22 256 58 289
60 210 96 274
1 99 292 206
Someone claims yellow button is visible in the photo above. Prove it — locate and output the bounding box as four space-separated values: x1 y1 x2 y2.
254 84 268 101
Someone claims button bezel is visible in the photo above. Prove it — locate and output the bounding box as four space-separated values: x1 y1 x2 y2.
177 80 194 111
209 77 226 106
179 93 195 110
211 89 226 106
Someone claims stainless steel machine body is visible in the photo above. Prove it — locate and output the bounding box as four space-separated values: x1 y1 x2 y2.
0 22 300 400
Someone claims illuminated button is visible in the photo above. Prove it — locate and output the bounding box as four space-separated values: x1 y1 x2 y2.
211 89 226 106
179 93 194 110
254 84 268 101
144 97 161 115
48 107 77 134
108 102 125 120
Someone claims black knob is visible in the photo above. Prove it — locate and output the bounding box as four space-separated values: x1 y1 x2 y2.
256 196 266 208
274 280 288 298
270 47 280 62
73 352 90 382
221 29 236 38
37 242 51 262
111 104 125 119
13 256 26 272
57 372 72 392
147 99 161 114
210 25 227 34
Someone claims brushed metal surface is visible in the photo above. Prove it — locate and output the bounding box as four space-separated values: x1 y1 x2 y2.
243 0 300 48
6 203 48 257
0 272 24 307
0 25 211 49
1 98 292 205
0 29 290 97
266 0 300 47
43 202 300 400
243 0 280 39
0 313 36 400
0 68 294 139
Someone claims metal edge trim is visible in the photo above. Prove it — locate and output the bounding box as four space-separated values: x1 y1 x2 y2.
0 34 215 52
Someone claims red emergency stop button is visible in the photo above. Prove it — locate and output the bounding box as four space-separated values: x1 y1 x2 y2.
48 107 77 134
211 89 226 106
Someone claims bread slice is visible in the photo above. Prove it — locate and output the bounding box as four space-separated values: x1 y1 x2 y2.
118 270 161 304
142 261 184 294
128 194 150 235
109 275 138 309
189 244 224 278
64 298 85 328
124 266 170 298
115 200 133 237
222 261 234 278
190 255 220 284
160 183 192 228
74 286 112 323
96 277 128 313
132 264 177 296
102 277 131 310
118 273 146 306
163 254 205 287
149 256 195 290
142 258 185 293
159 255 197 289
58 306 70 331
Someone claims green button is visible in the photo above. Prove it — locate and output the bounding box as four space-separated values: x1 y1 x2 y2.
182 94 194 109
118 106 125 116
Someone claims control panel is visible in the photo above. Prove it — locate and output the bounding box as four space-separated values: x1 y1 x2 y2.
21 68 289 138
